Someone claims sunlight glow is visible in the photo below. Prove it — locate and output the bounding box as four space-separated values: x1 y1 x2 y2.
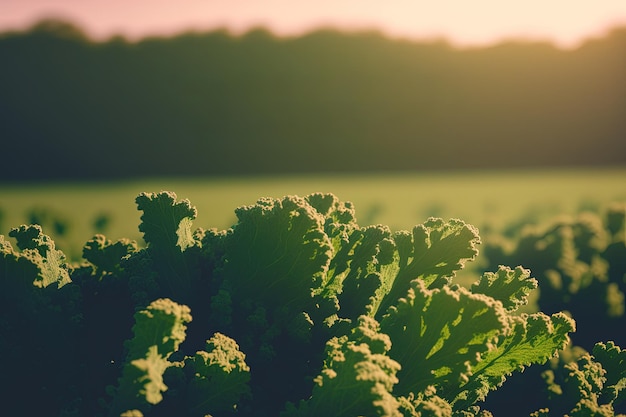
2 0 626 48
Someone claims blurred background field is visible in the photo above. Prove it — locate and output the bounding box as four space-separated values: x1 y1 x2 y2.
1 167 624 261
0 18 625 183
1 3 625 271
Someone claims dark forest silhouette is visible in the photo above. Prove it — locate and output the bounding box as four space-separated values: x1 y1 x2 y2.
1 20 625 182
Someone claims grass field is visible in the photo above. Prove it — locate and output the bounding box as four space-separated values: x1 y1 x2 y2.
1 167 625 260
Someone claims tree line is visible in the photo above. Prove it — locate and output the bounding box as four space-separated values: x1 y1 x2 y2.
1 20 625 182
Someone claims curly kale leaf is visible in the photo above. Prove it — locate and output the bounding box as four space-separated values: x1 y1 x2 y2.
529 341 626 416
0 231 82 416
592 341 626 408
134 191 201 302
283 316 402 417
470 266 538 312
1 233 45 304
375 218 480 318
184 333 251 416
330 224 398 322
305 192 357 226
317 213 481 327
8 224 71 288
456 311 575 409
380 279 507 399
377 274 575 411
483 207 626 350
83 234 138 275
399 218 480 286
397 387 494 416
108 298 192 416
220 194 335 350
396 387 454 417
305 192 361 316
211 195 341 414
224 195 333 312
136 191 197 251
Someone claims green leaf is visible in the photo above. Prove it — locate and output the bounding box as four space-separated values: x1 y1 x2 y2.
134 191 199 300
592 341 626 406
0 234 41 298
175 216 195 250
136 191 197 250
128 298 192 358
376 218 480 318
551 353 610 416
130 345 170 405
380 280 507 397
401 218 481 285
397 387 454 417
8 225 71 288
305 192 357 226
285 316 402 417
470 266 538 312
332 225 398 321
83 234 138 275
224 195 333 315
455 312 575 408
109 298 192 416
185 332 251 415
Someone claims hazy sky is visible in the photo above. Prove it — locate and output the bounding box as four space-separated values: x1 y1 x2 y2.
2 0 626 48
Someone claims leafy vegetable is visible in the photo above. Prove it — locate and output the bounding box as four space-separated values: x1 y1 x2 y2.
108 298 192 416
533 341 626 416
83 234 138 275
134 191 200 301
484 204 626 350
0 191 603 416
283 316 402 416
0 225 82 415
7 224 71 288
183 333 251 416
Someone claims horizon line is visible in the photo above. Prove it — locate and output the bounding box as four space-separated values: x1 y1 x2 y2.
2 15 626 51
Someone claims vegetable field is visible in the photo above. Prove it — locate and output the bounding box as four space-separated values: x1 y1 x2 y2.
1 168 625 416
2 168 625 259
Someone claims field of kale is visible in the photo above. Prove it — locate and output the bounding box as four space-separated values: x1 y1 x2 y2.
2 168 625 259
1 168 625 416
2 16 626 415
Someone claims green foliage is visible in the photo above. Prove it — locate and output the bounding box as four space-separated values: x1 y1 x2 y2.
283 316 402 416
134 192 200 301
136 191 197 253
376 218 481 316
533 341 626 416
483 203 626 349
183 333 251 416
108 298 192 416
380 274 574 409
1 191 614 416
83 234 138 275
221 194 333 318
0 226 82 415
381 280 506 399
470 266 538 312
8 224 71 288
